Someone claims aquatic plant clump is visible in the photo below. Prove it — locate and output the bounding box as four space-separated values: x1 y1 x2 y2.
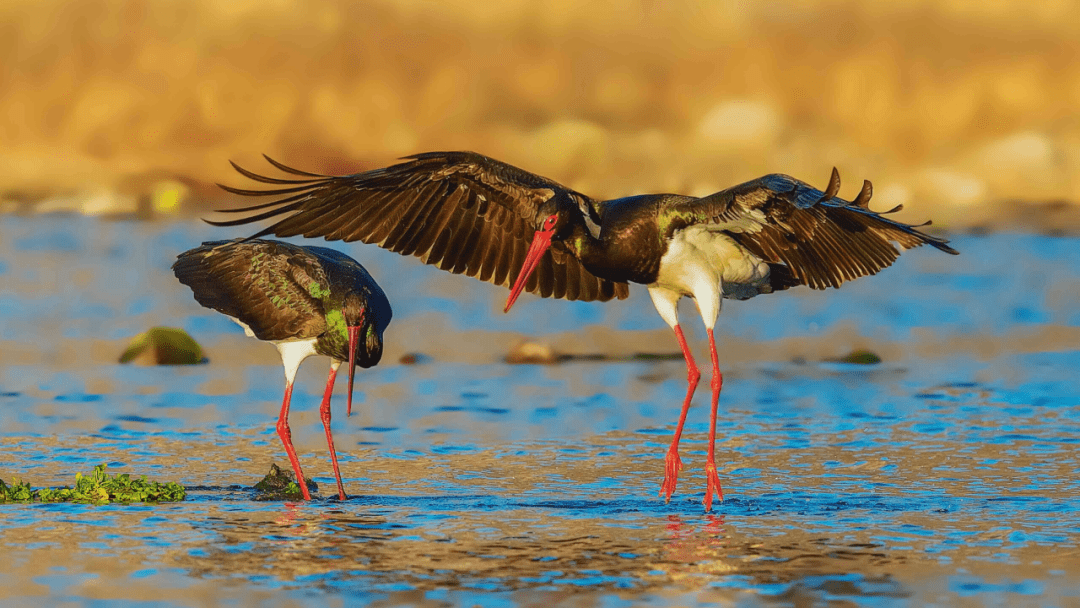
253 463 319 501
0 464 186 503
119 326 206 365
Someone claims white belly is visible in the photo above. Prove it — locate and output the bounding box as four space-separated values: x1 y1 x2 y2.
647 226 772 330
229 316 320 385
275 338 320 385
653 226 771 300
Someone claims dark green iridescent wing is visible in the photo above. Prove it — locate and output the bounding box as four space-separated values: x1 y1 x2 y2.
173 240 329 341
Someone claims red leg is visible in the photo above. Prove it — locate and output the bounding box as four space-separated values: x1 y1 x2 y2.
703 328 725 511
660 324 701 503
318 365 347 500
276 381 311 500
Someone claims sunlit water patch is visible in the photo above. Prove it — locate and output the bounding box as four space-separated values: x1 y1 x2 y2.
3 352 1079 606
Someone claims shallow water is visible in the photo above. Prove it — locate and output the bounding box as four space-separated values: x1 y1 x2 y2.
1 215 1079 606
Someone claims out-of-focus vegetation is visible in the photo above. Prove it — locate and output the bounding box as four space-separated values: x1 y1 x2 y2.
831 349 883 365
1 0 1078 226
118 326 206 365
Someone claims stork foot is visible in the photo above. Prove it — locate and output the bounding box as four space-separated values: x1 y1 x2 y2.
659 448 683 503
703 461 724 512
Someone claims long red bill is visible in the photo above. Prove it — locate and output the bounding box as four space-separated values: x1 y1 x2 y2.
504 229 553 313
346 324 361 417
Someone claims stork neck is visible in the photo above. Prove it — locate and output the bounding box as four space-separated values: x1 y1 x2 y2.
564 219 607 268
561 200 664 285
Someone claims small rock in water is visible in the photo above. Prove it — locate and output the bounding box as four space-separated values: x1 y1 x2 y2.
119 327 206 365
506 340 560 365
833 349 883 365
253 463 318 501
399 353 429 365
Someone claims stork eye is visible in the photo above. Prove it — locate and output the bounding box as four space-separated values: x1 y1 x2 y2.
544 214 558 229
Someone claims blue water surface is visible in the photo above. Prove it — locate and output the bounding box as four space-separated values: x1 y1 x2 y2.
1 216 1078 607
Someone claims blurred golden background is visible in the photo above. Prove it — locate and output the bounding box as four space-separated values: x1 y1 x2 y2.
1 0 1078 227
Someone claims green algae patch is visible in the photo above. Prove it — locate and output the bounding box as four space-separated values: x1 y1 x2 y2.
832 349 883 365
254 463 319 501
630 352 682 361
0 464 186 503
120 326 206 365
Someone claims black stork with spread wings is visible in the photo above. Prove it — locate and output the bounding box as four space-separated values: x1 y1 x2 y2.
207 151 958 511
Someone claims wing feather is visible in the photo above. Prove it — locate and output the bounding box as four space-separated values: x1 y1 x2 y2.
426 185 469 268
384 182 445 255
450 199 485 275
491 221 516 288
443 193 485 275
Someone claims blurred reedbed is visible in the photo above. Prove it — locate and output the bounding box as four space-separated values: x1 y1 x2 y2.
1 0 1079 225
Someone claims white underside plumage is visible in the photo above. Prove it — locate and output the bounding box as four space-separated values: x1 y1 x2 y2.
274 339 320 385
229 317 338 385
647 226 772 331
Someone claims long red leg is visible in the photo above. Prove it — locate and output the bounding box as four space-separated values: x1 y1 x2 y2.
318 365 347 500
276 381 311 500
660 324 701 502
703 328 725 511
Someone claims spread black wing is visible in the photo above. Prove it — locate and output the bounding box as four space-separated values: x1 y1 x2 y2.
206 151 629 303
670 168 958 290
172 239 329 341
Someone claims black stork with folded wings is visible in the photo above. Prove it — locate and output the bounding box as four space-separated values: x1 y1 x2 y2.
173 239 392 501
207 150 958 511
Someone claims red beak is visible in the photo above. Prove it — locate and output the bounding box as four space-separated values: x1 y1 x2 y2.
504 227 554 313
346 324 361 417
